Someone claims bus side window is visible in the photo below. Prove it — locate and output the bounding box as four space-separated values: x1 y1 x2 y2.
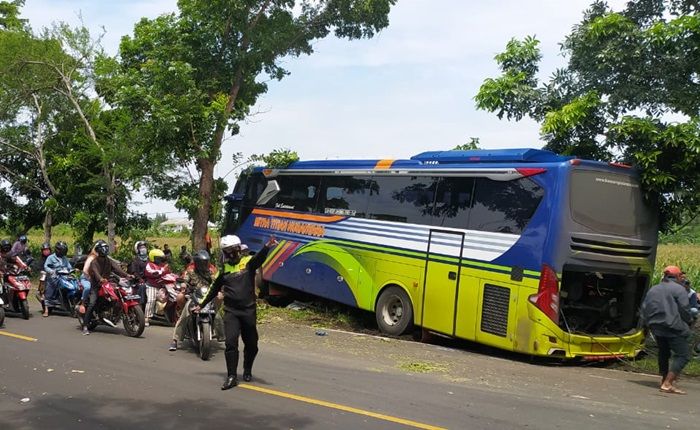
469 178 544 234
434 177 475 228
366 176 438 224
319 176 371 217
267 175 321 213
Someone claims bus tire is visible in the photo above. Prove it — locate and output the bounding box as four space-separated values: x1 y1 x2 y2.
376 286 413 336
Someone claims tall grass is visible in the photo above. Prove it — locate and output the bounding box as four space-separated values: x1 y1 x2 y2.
654 244 700 285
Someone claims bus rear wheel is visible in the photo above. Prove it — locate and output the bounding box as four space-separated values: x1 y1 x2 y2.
376 286 413 336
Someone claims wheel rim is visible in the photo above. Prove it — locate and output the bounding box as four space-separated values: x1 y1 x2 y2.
381 295 404 327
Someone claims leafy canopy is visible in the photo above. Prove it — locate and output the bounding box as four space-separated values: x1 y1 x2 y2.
475 0 700 231
109 0 396 248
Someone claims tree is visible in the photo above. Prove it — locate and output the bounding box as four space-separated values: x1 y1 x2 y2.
0 26 80 242
0 0 26 31
112 0 396 250
475 0 700 231
453 138 481 151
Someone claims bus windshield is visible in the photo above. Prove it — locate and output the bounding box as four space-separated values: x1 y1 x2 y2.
570 169 656 237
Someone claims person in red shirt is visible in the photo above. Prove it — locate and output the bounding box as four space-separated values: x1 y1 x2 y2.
143 248 171 327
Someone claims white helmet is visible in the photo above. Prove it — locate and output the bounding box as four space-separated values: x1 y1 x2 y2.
220 235 242 250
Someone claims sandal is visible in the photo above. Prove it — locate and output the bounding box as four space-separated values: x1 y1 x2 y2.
659 386 686 395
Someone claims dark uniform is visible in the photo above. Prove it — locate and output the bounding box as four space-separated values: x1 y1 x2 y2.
199 246 270 380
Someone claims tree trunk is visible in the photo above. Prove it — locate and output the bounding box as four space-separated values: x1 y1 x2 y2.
192 158 215 251
106 191 117 253
42 209 53 245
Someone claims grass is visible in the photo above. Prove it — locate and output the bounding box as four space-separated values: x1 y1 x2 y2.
654 244 700 284
397 361 448 374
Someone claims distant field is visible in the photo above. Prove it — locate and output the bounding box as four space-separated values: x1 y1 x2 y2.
21 228 220 255
654 244 699 284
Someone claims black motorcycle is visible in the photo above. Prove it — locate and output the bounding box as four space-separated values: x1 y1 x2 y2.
184 285 218 360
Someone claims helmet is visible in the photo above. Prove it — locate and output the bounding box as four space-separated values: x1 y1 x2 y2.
0 239 11 253
94 240 109 257
220 235 242 251
41 242 52 257
134 241 148 261
55 241 68 257
19 235 27 244
148 248 165 265
134 240 147 254
193 250 210 275
663 265 682 278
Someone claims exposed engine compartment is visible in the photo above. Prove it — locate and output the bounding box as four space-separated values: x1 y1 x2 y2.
558 267 647 335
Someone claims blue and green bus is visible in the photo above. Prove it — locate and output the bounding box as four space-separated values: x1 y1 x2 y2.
223 148 658 359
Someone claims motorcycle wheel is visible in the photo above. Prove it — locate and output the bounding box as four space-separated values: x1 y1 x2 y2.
0 307 5 327
199 322 212 361
19 299 29 320
123 306 145 338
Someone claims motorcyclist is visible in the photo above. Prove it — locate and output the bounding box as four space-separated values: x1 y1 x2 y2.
0 238 29 275
10 234 33 266
36 242 51 306
194 234 277 390
42 241 72 317
127 241 149 310
143 248 171 327
0 239 29 300
81 240 130 335
169 250 219 351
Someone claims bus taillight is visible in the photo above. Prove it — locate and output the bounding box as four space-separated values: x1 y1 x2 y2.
529 264 560 325
516 167 546 177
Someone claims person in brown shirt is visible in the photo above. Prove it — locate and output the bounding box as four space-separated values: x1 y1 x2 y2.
81 240 130 335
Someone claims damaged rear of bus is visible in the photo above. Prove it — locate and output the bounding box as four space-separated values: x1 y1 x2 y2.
529 160 658 359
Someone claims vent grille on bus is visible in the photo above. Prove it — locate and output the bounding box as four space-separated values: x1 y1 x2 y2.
481 284 510 337
570 236 653 259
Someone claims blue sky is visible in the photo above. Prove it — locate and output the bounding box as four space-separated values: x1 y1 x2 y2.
21 0 626 216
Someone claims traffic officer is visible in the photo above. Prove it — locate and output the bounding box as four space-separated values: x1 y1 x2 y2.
194 234 277 390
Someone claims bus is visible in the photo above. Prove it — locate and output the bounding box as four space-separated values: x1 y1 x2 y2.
223 148 658 359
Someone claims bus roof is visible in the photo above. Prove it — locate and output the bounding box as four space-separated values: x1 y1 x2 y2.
278 148 574 171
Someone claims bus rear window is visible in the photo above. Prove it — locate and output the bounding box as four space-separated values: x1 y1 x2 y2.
570 170 655 236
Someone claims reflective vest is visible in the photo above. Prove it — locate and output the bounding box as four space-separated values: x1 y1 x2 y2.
223 255 252 275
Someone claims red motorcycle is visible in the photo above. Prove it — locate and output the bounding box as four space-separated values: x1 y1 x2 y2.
80 276 145 337
1 264 32 320
149 272 184 326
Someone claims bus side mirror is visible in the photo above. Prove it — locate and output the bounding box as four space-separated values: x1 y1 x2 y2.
256 180 280 206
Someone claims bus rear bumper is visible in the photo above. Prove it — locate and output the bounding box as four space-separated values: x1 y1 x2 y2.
529 319 644 360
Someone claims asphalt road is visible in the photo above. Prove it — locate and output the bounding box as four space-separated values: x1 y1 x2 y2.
1 304 698 430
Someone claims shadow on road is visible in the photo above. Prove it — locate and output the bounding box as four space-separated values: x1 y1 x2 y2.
3 393 315 430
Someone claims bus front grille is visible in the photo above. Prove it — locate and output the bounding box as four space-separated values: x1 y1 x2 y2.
570 236 653 259
481 284 510 337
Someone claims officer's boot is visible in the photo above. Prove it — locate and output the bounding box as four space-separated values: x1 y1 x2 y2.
242 348 258 382
222 351 239 390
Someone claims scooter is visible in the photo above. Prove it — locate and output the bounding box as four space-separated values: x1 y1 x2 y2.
51 269 83 317
1 264 32 319
184 284 218 360
79 276 145 337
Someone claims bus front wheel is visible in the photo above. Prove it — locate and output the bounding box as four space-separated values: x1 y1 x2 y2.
376 286 413 336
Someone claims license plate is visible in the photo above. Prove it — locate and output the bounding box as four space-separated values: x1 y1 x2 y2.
124 295 140 300
15 276 28 281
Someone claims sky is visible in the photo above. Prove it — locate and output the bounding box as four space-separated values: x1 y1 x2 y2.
20 0 627 217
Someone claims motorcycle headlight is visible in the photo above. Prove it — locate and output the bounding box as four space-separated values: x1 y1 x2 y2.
200 286 209 295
